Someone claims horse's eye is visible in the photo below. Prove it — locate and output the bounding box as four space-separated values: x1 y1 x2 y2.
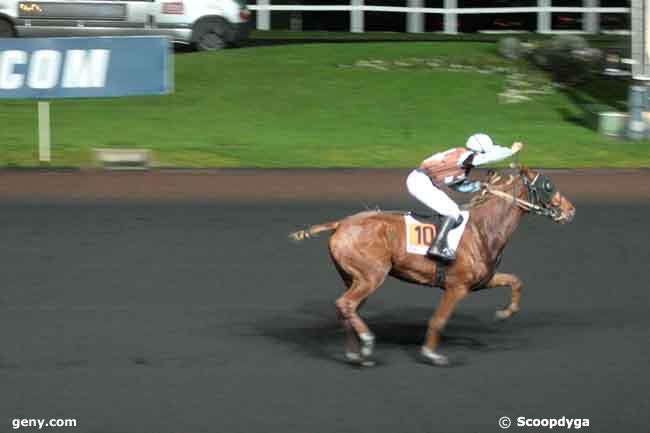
544 181 554 192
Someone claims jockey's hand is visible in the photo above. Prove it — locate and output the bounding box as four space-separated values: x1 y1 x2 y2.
511 142 524 154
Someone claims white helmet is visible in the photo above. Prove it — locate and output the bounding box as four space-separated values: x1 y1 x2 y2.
466 133 494 153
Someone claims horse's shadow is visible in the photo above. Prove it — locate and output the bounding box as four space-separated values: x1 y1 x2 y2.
252 300 590 365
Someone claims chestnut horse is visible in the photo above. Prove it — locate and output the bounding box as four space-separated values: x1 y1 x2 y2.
289 167 575 366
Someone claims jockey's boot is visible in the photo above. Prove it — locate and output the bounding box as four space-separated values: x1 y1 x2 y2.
428 215 461 261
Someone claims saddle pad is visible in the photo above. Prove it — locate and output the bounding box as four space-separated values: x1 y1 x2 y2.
404 211 470 256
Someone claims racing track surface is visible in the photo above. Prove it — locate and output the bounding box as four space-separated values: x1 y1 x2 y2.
1 176 649 432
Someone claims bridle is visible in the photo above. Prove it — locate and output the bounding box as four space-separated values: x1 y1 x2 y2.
484 171 563 220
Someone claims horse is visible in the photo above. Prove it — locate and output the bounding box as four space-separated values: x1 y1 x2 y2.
289 167 575 366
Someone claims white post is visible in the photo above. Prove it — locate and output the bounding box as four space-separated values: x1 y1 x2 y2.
630 0 640 78
630 0 646 79
407 0 424 33
583 0 599 33
351 0 364 33
290 11 303 31
444 0 457 34
644 0 650 77
537 0 551 34
37 101 51 163
256 0 270 31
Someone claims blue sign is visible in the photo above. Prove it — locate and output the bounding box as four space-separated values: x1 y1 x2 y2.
0 36 172 99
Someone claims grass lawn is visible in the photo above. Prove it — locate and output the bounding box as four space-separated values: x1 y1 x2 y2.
1 37 648 168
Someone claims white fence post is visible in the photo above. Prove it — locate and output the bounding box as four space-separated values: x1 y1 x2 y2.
407 0 424 33
37 101 51 163
630 0 647 79
444 0 457 34
256 0 271 30
583 0 599 33
351 0 364 32
537 0 551 33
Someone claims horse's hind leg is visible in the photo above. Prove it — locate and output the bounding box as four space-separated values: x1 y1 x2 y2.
331 264 361 361
484 272 522 320
335 271 387 363
341 317 361 362
329 223 390 364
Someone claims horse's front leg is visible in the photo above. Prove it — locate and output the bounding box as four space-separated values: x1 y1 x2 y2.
484 272 522 320
421 286 468 366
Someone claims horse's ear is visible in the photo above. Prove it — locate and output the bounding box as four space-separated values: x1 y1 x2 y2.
519 165 533 179
486 169 501 184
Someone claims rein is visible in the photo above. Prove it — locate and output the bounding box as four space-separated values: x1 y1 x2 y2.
473 172 560 219
485 185 550 215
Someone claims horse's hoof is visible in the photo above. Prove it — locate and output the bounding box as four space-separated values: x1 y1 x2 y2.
495 307 518 321
344 352 375 367
345 352 362 363
420 347 449 366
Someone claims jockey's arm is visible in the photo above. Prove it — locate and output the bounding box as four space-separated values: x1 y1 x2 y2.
450 179 481 193
470 145 515 167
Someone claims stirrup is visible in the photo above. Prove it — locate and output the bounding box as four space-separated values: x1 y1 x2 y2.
427 248 456 262
427 243 456 261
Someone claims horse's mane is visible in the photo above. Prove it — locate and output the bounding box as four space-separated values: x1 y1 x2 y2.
462 169 518 210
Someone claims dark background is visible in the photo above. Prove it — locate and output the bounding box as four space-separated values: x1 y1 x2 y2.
1 193 648 433
256 0 629 33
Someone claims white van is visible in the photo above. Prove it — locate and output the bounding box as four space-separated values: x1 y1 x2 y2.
0 0 250 50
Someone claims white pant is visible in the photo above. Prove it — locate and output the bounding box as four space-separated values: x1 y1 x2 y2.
406 169 460 219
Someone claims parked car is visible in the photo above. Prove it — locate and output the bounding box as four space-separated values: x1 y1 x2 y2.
0 0 251 50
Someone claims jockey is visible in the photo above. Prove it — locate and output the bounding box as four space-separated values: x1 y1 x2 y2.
406 133 523 261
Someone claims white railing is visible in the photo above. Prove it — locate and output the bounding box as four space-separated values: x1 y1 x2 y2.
249 1 630 34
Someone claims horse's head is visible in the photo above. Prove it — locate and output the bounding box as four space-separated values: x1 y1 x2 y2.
519 167 575 224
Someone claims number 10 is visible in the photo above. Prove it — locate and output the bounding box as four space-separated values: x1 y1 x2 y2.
415 226 434 244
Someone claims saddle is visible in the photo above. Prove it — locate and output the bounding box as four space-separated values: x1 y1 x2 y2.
408 212 444 227
403 211 470 257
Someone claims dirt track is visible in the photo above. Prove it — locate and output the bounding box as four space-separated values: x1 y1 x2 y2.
2 168 649 202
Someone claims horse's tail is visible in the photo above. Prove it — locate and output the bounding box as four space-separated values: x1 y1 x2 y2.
288 220 341 241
